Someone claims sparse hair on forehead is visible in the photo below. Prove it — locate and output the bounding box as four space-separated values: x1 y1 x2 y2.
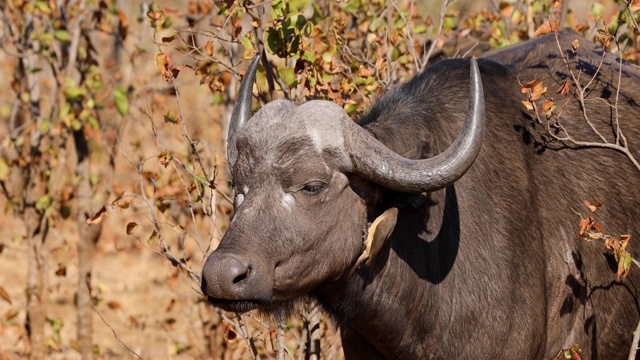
241 99 347 154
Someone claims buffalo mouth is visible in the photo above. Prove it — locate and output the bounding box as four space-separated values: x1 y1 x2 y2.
206 296 269 313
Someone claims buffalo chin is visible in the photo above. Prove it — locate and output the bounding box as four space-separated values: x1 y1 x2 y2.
206 297 265 313
207 296 305 320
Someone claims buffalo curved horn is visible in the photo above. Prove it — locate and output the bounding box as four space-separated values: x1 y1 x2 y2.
227 55 261 169
343 57 485 193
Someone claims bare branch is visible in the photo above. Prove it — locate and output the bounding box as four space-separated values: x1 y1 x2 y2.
86 278 143 359
422 0 453 69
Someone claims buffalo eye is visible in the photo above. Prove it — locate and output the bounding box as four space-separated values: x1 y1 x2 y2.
300 182 325 195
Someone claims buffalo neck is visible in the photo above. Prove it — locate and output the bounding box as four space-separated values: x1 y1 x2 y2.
314 185 460 358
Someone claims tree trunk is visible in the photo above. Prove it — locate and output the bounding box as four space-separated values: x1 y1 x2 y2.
18 35 50 360
73 129 104 359
25 205 48 360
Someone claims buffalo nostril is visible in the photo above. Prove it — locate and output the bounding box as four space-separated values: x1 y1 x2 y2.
233 267 250 284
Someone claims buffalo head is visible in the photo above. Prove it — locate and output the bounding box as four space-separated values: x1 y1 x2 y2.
200 56 485 313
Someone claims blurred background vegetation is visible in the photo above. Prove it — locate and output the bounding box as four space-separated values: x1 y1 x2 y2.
0 0 638 358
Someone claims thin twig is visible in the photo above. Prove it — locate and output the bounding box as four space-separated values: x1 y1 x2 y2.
390 0 420 70
276 320 286 360
542 31 640 173
422 0 453 69
86 278 143 359
234 313 261 359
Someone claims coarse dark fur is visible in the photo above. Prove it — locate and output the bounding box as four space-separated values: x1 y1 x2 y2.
202 29 640 359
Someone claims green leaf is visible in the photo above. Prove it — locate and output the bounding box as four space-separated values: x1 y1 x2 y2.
241 35 256 59
87 116 99 129
34 0 51 14
624 252 633 272
64 86 87 102
113 86 129 116
271 0 286 19
0 158 9 181
40 120 51 133
289 0 309 12
54 30 71 42
35 195 53 211
90 174 99 186
163 111 181 124
212 92 223 105
302 50 316 63
148 230 158 245
71 119 82 131
413 24 427 34
278 67 297 88
344 102 358 116
265 28 282 56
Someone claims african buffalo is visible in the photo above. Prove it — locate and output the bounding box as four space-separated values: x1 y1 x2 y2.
201 29 640 358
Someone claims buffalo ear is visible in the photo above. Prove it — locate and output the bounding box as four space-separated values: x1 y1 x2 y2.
352 207 398 272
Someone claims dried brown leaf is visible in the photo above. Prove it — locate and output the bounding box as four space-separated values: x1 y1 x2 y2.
86 206 108 224
164 317 176 331
621 234 631 249
165 298 176 312
584 200 597 212
571 39 579 53
542 100 555 116
556 80 570 96
584 196 601 212
107 301 121 310
158 150 172 168
204 40 214 57
126 222 138 235
161 34 177 43
223 321 237 342
55 265 66 277
578 216 595 236
4 309 18 321
156 53 174 81
522 100 535 111
531 81 547 100
117 9 129 40
535 20 558 36
521 79 540 93
604 236 616 250
116 201 129 209
146 10 164 21
0 287 11 305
